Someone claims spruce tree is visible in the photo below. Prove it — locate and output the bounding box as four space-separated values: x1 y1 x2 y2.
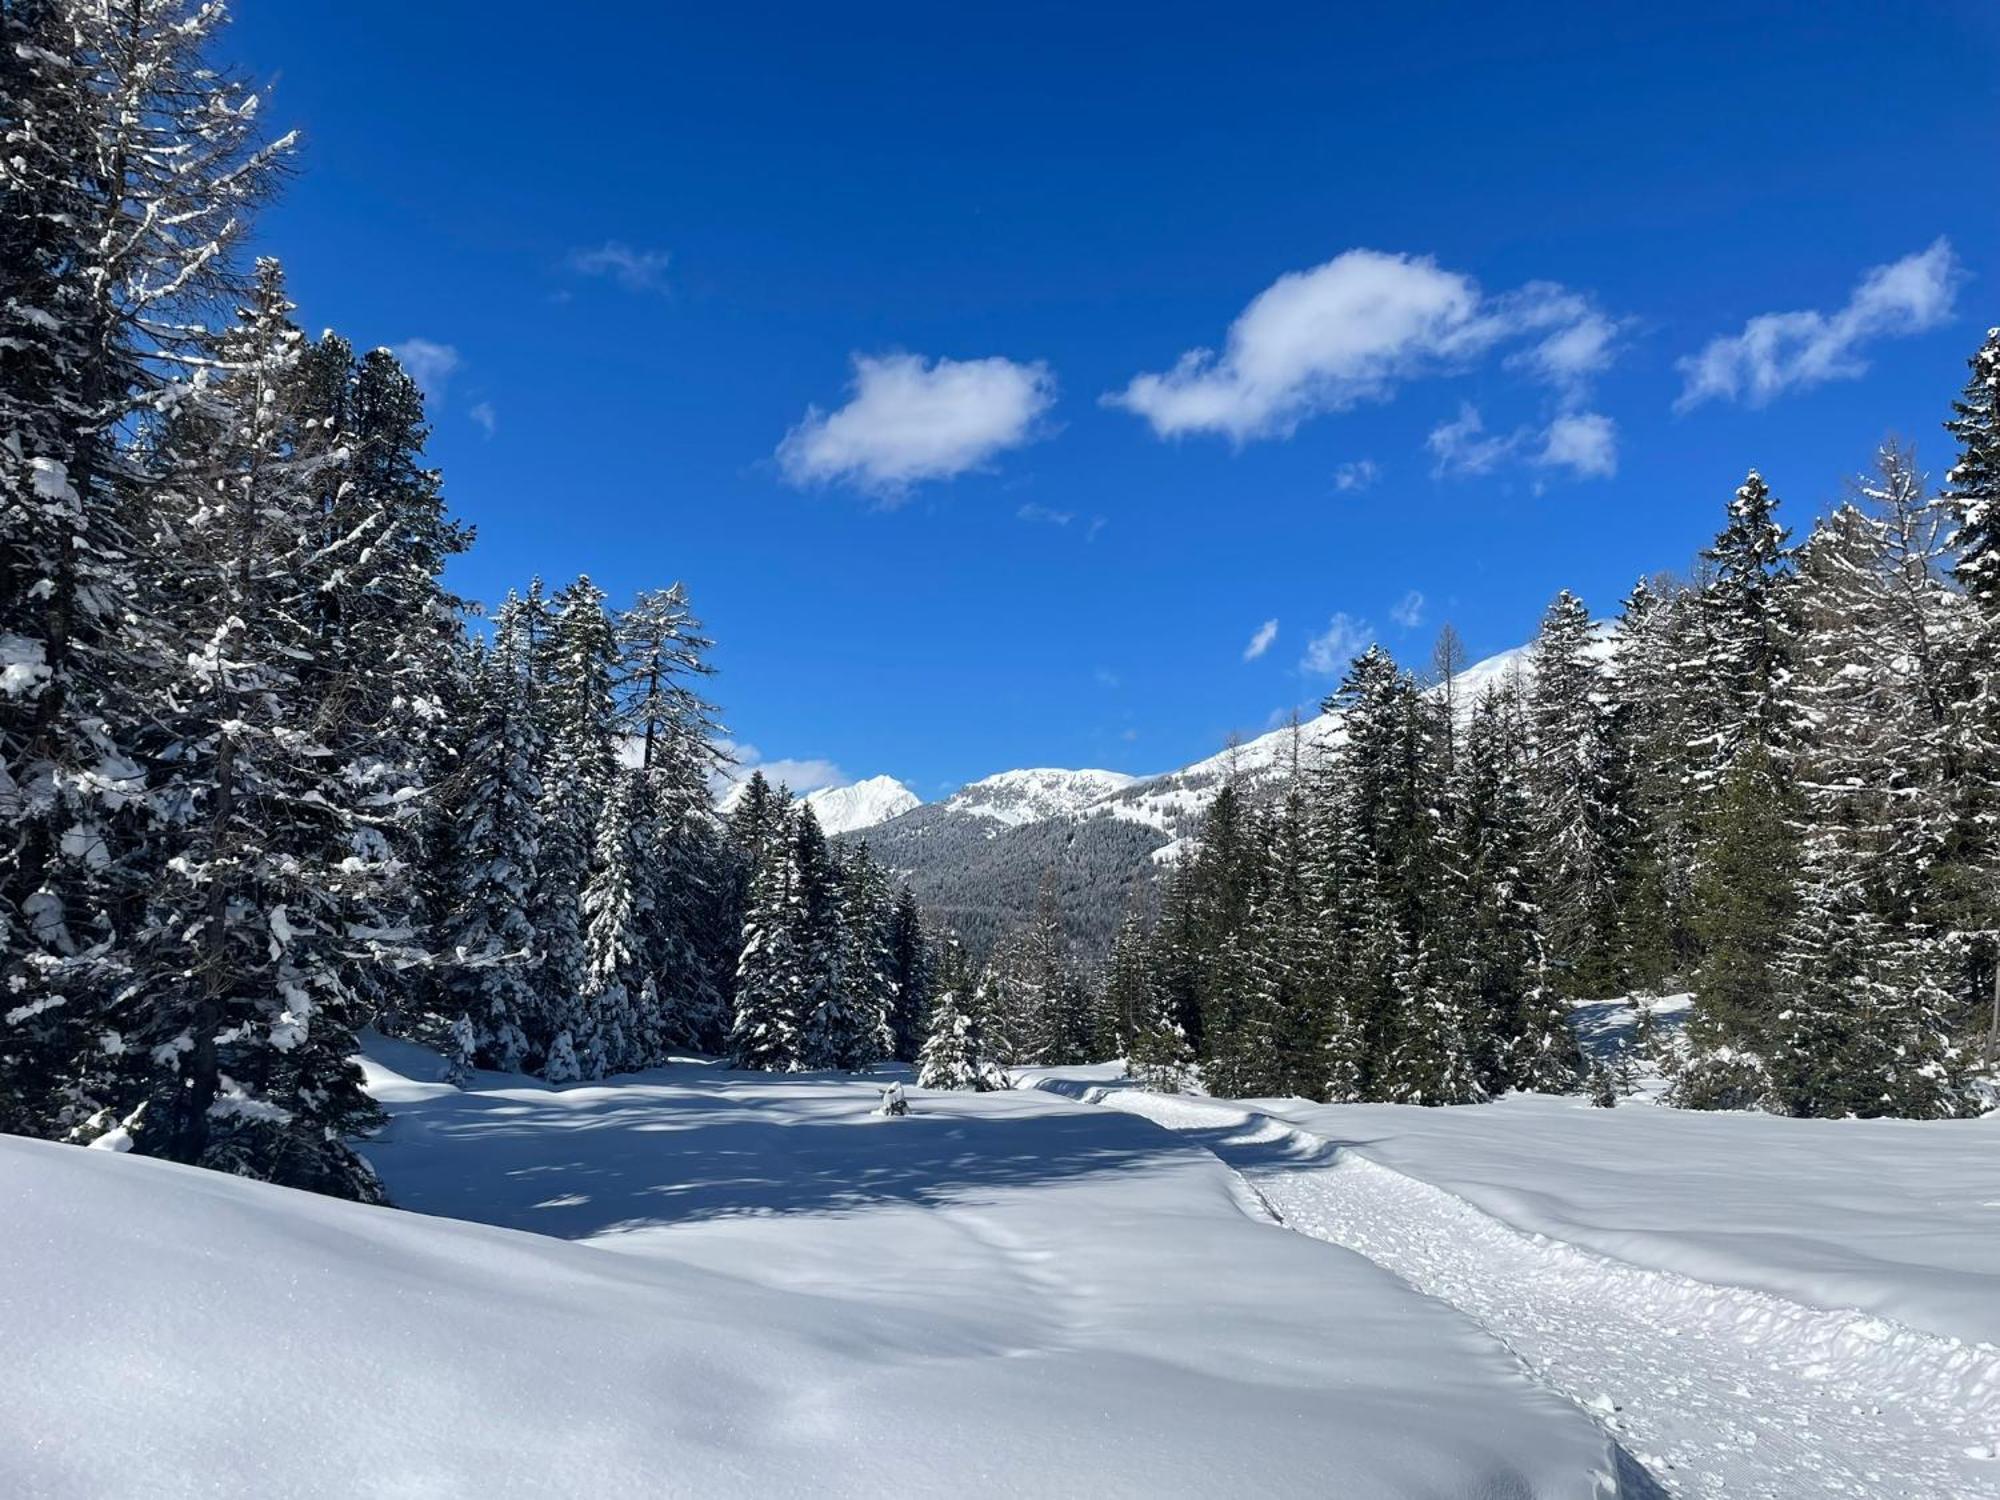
884 887 932 1062
1939 329 2000 1030
121 262 385 1196
1527 591 1624 997
1677 474 1802 1099
728 804 802 1071
1 0 291 1141
440 606 544 1072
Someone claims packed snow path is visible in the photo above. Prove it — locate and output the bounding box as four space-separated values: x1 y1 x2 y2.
1037 1082 2000 1500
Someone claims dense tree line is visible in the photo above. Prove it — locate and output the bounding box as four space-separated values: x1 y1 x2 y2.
0 1 953 1200
1092 345 1999 1119
723 773 932 1073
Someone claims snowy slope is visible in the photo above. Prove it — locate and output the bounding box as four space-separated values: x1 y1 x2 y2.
0 1046 1651 1497
936 766 1137 826
1022 1069 2000 1500
802 774 920 835
717 773 921 835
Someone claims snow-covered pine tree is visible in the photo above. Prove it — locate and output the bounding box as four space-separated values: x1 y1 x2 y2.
1939 329 2000 1032
1316 646 1414 1096
1 0 291 1140
916 982 983 1090
1526 591 1625 998
533 577 621 1072
1184 780 1260 1057
323 343 473 1029
581 772 647 1072
821 842 895 1070
1016 872 1096 1066
616 584 727 1050
1608 576 1701 991
1239 768 1328 1098
1381 933 1484 1106
122 261 385 1197
1676 474 1802 1102
1770 478 1974 1117
439 601 544 1072
787 806 856 1070
1459 683 1577 1093
728 802 802 1070
884 886 931 1062
1100 907 1156 1060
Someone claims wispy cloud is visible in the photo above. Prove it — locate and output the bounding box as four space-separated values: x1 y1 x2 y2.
779 353 1056 499
1677 239 1961 410
1428 402 1619 482
1333 458 1381 492
710 738 847 800
469 401 498 439
1105 248 1618 443
1301 613 1375 676
1243 619 1279 661
1537 410 1617 478
1426 403 1518 478
390 338 461 397
1390 591 1425 629
566 241 673 294
1017 502 1075 526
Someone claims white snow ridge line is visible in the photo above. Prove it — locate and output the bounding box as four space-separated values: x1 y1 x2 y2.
1037 1082 2000 1500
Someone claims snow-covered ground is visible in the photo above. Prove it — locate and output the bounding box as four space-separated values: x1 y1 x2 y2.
1021 1067 2000 1499
0 1040 1648 1499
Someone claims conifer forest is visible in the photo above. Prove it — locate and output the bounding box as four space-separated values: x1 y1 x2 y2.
4 6 1998 1497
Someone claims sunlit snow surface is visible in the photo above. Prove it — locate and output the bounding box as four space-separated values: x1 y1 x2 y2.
1022 1065 2000 1500
0 1039 1646 1499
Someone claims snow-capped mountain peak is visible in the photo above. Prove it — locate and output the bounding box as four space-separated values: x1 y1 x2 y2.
802 775 921 836
945 767 1139 826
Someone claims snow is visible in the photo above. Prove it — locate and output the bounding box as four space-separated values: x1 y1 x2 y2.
1021 1068 2000 1499
941 766 1137 825
801 773 920 835
0 1040 1647 1498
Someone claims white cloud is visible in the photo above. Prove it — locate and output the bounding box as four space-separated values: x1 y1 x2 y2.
567 241 673 294
469 401 498 438
1426 403 1519 478
1537 410 1617 478
1105 249 1615 442
710 738 847 799
1243 619 1279 661
1300 612 1375 676
1017 502 1074 526
1427 404 1617 484
778 353 1056 498
1509 309 1621 397
390 338 461 397
1390 591 1425 630
1334 458 1381 492
1677 239 1961 409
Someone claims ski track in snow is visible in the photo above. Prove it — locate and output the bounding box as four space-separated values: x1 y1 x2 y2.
1050 1085 2000 1500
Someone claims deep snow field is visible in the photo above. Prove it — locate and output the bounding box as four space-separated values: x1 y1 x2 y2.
3 1038 1996 1499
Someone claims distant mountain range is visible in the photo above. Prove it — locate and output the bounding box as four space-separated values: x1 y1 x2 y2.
738 641 1551 963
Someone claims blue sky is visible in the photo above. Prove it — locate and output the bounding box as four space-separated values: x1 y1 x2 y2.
227 1 1998 798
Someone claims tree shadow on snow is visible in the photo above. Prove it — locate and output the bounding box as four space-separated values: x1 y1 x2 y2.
364 1074 1193 1241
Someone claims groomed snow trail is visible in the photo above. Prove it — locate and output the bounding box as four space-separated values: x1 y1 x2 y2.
1055 1085 2000 1500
